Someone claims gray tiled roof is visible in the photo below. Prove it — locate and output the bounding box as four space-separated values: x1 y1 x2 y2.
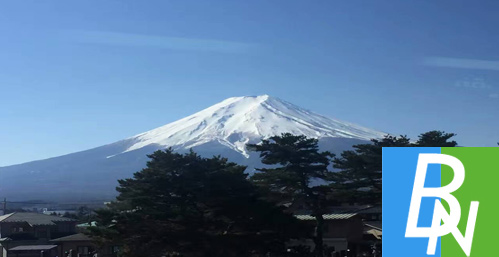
51 233 91 242
356 206 382 214
364 221 382 231
9 245 58 251
295 213 357 221
0 212 76 226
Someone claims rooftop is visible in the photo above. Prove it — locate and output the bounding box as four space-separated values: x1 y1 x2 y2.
0 212 76 226
295 213 357 221
51 233 91 242
9 245 58 251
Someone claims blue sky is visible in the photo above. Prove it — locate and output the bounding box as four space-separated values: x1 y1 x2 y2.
1 0 498 166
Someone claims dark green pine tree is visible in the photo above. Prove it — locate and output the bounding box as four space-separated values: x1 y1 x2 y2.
413 130 458 147
333 130 458 205
247 133 334 257
333 135 410 205
87 149 309 257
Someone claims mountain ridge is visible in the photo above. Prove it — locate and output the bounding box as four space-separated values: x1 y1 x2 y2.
112 95 385 158
0 95 386 201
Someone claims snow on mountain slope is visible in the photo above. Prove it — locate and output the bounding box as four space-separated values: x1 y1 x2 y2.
0 95 386 201
120 95 385 158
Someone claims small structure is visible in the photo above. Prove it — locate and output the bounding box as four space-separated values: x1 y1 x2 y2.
364 222 382 240
0 212 77 257
7 245 58 257
356 206 382 256
75 222 97 234
288 205 383 256
291 213 364 255
51 233 95 257
52 233 120 257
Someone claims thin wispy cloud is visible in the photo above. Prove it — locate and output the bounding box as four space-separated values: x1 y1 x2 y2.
61 30 258 54
454 77 492 89
423 57 499 71
490 93 499 99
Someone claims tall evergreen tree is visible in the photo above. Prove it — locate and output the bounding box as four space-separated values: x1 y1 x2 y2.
88 149 309 257
333 135 410 205
247 133 334 257
333 130 458 205
414 130 458 147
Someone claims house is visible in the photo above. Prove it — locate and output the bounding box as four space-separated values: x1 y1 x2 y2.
289 205 382 257
5 245 58 257
357 206 382 256
51 233 120 257
0 212 77 257
290 213 364 256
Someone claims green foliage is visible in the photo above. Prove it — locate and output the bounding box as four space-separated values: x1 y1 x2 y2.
414 130 458 147
333 130 458 205
56 206 95 222
247 133 334 257
77 206 91 217
75 206 96 222
248 133 334 202
333 135 410 204
88 149 309 257
62 212 79 220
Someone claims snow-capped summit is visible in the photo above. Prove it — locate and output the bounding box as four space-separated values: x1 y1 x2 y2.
0 95 386 201
122 95 385 157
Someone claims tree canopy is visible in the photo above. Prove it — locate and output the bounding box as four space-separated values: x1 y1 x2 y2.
333 130 458 205
88 149 309 257
247 133 334 257
414 130 458 147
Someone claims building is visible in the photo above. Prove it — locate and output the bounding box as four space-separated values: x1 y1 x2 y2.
291 213 364 256
42 211 76 216
5 245 58 257
0 212 77 257
51 233 119 257
289 205 382 257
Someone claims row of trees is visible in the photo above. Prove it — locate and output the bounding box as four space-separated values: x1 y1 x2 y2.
88 130 458 257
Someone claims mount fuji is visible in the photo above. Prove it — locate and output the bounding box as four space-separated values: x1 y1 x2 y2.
0 95 386 201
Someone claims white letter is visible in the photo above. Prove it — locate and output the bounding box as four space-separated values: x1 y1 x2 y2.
405 154 478 256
